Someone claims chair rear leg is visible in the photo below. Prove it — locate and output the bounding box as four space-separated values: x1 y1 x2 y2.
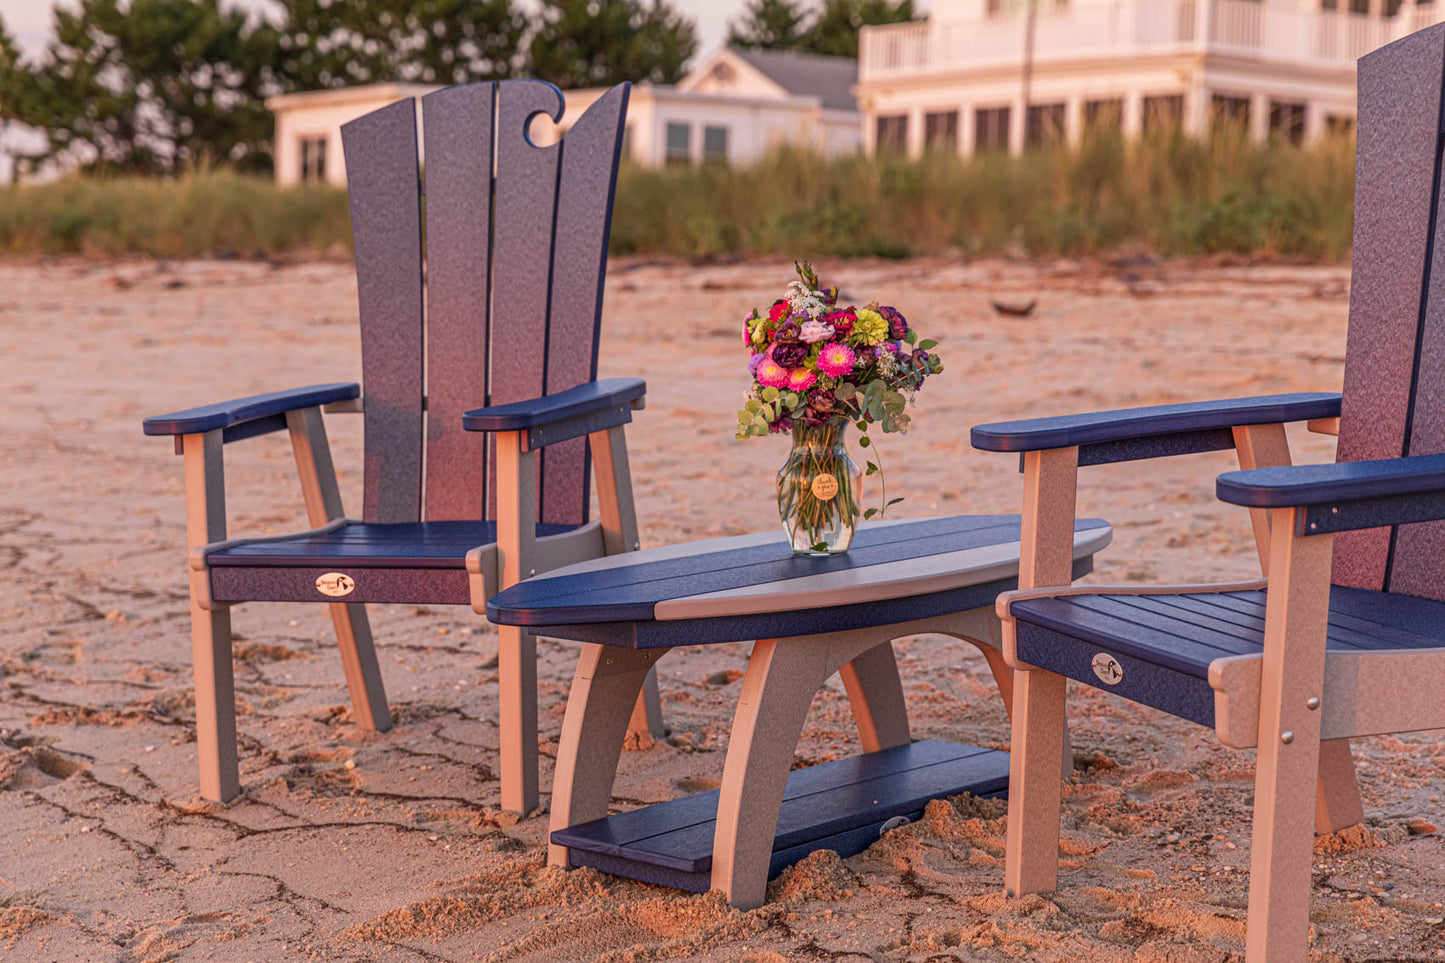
498 623 539 814
327 601 392 732
838 641 911 753
1004 667 1068 896
191 602 240 802
1315 737 1364 833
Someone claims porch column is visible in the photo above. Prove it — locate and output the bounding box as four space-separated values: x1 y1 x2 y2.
1065 93 1085 150
1250 91 1271 145
906 105 925 160
959 102 975 158
1122 89 1144 141
1009 97 1027 157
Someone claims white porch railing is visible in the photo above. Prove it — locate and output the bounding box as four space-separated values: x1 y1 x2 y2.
860 0 1445 81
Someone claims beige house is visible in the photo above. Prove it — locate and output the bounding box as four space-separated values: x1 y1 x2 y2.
266 48 862 186
856 0 1445 158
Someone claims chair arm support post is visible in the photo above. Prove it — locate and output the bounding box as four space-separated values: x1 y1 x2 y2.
1246 511 1335 961
1019 447 1080 591
589 424 640 557
495 431 539 588
183 430 227 550
1232 424 1293 577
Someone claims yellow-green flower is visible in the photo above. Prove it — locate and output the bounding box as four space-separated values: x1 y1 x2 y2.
850 308 889 346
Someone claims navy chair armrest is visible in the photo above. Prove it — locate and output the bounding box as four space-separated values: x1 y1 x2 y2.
143 383 361 442
464 377 645 451
1217 453 1445 535
970 393 1342 467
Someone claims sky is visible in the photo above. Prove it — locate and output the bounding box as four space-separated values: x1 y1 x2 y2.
0 0 744 64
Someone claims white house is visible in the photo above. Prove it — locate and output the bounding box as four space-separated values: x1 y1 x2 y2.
856 0 1445 158
265 47 862 186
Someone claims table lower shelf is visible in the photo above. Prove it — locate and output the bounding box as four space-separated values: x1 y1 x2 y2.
552 740 1009 893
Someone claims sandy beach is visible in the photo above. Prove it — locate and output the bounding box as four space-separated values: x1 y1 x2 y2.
0 254 1440 961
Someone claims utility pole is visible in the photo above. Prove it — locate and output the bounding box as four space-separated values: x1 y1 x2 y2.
1020 0 1039 151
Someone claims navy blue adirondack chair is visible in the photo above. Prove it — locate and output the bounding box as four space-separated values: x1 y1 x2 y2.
970 28 1445 963
142 80 660 813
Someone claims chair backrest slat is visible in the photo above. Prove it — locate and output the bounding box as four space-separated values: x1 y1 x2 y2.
342 99 426 524
421 83 497 521
1337 22 1445 600
541 84 631 526
342 79 628 532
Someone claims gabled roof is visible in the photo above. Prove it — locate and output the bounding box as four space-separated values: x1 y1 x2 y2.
728 47 859 112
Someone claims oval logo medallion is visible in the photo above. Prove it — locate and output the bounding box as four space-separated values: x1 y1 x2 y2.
1091 653 1124 685
810 473 839 501
316 572 355 598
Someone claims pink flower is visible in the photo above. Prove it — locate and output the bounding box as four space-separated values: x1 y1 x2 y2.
787 367 817 391
816 343 857 378
756 357 790 387
798 320 834 343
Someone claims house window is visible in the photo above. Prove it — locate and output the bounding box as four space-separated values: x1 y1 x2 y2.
703 126 728 163
1270 100 1306 144
665 122 691 165
299 136 327 183
924 110 958 151
975 107 1011 152
1211 94 1250 131
1025 103 1065 149
1326 114 1355 136
1143 95 1184 133
1084 99 1123 135
875 114 908 154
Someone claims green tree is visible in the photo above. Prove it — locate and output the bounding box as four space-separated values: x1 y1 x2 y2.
803 0 914 58
273 0 524 89
0 0 278 175
527 0 697 89
727 0 810 51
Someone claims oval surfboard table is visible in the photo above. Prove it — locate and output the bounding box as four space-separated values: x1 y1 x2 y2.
487 514 1112 909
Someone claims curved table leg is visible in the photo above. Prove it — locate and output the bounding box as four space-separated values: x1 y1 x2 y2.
549 644 667 868
711 631 892 909
839 642 910 753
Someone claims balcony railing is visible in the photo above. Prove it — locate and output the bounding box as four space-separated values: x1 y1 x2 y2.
859 0 1445 81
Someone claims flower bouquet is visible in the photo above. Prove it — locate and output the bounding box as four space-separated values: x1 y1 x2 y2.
737 262 943 556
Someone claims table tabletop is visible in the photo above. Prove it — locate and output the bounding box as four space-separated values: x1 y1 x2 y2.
488 514 1112 648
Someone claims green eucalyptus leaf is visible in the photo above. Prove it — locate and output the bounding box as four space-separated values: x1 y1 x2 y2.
859 435 871 448
918 339 937 350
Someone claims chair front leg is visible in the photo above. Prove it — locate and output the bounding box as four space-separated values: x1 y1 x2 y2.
285 407 391 733
590 424 665 741
1245 510 1334 963
182 429 240 802
1232 423 1362 834
496 431 540 814
1004 446 1079 896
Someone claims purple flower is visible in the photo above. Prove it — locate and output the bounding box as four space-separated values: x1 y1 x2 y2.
879 306 908 341
748 352 766 376
771 341 809 368
774 318 802 344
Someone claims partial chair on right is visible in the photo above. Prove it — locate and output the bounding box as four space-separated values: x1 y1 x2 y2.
970 26 1445 963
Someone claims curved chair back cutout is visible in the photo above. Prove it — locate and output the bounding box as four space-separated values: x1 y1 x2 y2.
341 80 631 527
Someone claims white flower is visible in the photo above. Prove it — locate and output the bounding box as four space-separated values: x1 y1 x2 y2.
798 320 835 343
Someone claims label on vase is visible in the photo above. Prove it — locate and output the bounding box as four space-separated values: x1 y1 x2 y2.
810 473 839 500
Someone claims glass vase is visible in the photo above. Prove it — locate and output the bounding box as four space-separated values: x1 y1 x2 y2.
777 420 863 556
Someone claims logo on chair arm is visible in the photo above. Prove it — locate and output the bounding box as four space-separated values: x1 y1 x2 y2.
316 572 356 597
1091 653 1124 685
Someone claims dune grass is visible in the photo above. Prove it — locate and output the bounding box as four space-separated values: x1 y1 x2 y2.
0 131 1357 261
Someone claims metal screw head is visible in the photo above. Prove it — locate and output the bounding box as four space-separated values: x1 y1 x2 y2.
1309 522 1318 531
1281 730 1295 744
1331 507 1339 515
528 568 536 577
1306 696 1320 710
633 541 640 551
